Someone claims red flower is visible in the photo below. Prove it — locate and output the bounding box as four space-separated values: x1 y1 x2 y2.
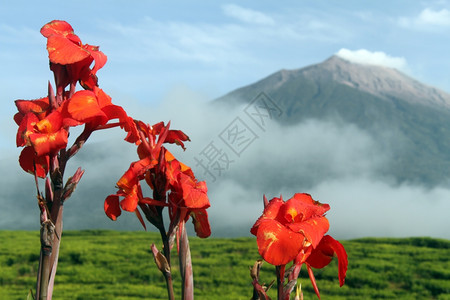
14 20 136 180
40 20 107 89
104 122 211 238
251 193 347 299
16 110 68 157
14 97 49 125
251 193 330 266
168 172 209 210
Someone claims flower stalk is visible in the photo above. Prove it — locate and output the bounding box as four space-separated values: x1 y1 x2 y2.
179 221 194 300
15 20 137 299
104 120 211 298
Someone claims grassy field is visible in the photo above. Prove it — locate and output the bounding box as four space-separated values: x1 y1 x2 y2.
0 230 449 299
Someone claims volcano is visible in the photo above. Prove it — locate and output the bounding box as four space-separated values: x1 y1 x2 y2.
215 55 450 185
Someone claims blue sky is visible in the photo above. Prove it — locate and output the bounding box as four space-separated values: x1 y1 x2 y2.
1 1 450 237
2 2 450 114
2 1 450 153
2 1 450 109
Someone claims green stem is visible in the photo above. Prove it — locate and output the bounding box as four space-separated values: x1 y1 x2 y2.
158 225 175 300
179 222 194 300
276 265 286 300
164 271 175 300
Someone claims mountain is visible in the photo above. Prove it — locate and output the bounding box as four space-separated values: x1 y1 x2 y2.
215 55 450 186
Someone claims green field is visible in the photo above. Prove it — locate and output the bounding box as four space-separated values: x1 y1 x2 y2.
0 230 449 299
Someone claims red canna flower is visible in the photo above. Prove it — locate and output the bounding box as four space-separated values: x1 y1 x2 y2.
251 193 330 266
169 172 209 210
40 20 107 90
14 97 50 125
251 193 347 299
104 121 211 238
16 110 68 157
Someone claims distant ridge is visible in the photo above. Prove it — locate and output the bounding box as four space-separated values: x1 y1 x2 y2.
293 55 450 109
217 55 450 110
215 56 450 186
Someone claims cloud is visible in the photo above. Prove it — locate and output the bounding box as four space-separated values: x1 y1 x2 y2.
0 7 358 124
399 8 450 29
98 9 352 68
102 18 240 64
2 83 449 239
222 4 275 25
209 177 450 240
125 87 450 239
417 8 450 26
203 120 450 239
336 48 408 70
311 178 450 239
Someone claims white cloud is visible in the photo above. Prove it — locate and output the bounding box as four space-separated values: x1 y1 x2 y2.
99 9 350 68
103 18 240 64
144 89 449 239
311 178 450 239
399 8 450 29
2 85 450 240
336 48 408 70
87 12 353 105
222 4 275 25
417 8 450 26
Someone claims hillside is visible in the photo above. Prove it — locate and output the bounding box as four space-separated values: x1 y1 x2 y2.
215 56 450 186
0 230 449 299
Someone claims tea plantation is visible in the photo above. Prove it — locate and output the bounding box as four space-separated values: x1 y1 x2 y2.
0 230 449 299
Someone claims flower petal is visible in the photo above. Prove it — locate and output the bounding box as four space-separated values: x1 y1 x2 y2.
101 105 140 143
104 195 121 221
287 216 329 249
67 90 107 123
35 111 63 133
169 172 209 209
135 209 147 230
191 209 211 238
15 97 49 121
46 35 90 64
165 129 190 150
19 147 49 178
16 113 39 147
165 158 182 186
306 235 348 286
40 20 77 40
256 219 305 266
250 196 284 236
84 44 107 75
29 128 68 156
119 184 140 212
94 87 112 108
282 193 330 223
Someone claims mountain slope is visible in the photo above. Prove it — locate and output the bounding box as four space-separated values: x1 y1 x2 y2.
215 56 450 185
